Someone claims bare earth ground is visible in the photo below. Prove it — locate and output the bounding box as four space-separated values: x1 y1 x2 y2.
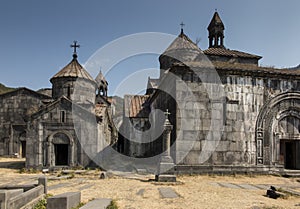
1 158 300 209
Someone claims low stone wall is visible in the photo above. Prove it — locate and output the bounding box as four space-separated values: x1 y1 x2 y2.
7 185 44 209
0 177 47 209
0 189 23 209
0 185 36 192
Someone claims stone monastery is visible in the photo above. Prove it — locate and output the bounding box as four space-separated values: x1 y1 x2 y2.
1 12 300 174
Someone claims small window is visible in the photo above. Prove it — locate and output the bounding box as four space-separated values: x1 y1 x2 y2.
60 111 66 123
67 86 71 98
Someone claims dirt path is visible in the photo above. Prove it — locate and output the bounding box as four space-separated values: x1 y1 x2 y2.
0 158 300 208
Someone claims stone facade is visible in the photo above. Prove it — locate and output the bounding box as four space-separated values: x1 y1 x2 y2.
1 12 300 174
120 12 300 174
0 52 115 169
0 88 50 157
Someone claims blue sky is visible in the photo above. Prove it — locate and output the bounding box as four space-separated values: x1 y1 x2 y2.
0 0 300 96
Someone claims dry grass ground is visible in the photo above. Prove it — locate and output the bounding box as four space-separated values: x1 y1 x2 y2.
0 158 300 209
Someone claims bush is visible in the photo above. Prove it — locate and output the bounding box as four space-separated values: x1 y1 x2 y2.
107 200 118 209
32 194 53 209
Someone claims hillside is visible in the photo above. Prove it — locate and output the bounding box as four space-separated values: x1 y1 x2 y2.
0 83 15 95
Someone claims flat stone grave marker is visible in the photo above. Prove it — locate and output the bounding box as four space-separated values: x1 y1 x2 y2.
79 198 111 209
136 189 145 196
238 184 259 190
218 182 241 189
159 187 178 199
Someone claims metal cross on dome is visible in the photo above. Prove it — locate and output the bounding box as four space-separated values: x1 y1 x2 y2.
164 109 171 118
180 22 185 30
70 41 80 54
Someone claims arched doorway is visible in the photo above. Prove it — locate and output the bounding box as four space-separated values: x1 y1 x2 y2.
277 114 300 169
48 132 74 166
256 92 300 169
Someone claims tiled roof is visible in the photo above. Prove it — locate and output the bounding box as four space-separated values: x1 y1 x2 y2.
51 58 95 83
124 95 149 118
174 61 300 76
203 47 262 59
163 30 201 53
213 61 300 75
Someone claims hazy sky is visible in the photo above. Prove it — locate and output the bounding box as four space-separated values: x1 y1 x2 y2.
0 0 299 96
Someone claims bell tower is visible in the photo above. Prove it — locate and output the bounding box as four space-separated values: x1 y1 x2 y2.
207 11 225 48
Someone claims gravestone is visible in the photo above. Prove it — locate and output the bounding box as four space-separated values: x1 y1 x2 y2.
47 192 81 209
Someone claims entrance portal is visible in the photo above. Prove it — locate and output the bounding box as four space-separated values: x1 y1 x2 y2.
280 140 300 170
54 144 69 166
285 141 296 169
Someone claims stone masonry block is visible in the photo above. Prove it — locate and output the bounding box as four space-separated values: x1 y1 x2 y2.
47 192 81 209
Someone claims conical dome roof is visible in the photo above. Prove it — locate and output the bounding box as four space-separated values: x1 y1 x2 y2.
95 70 108 87
159 30 203 71
208 11 224 31
164 29 201 53
50 55 96 84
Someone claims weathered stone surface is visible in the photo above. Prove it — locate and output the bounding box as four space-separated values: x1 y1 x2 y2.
47 192 81 209
7 185 44 209
158 188 179 199
79 198 111 209
0 189 23 209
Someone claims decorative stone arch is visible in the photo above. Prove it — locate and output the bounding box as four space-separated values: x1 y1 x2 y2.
46 131 74 167
255 91 300 167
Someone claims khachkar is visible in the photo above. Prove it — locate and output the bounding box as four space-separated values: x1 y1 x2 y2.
155 110 176 182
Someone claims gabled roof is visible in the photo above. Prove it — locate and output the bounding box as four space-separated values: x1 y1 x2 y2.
0 87 51 99
50 57 96 84
124 95 150 118
204 47 262 60
28 96 101 122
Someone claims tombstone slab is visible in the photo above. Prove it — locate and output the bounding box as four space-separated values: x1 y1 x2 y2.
159 187 178 199
47 192 81 209
79 198 111 209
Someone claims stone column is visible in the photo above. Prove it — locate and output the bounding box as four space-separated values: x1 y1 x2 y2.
69 142 74 167
155 110 176 182
47 141 51 167
162 116 172 157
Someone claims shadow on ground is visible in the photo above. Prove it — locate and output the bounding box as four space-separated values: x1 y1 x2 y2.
0 159 25 169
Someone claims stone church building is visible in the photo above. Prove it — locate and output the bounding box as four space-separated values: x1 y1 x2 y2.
120 12 300 174
0 46 116 169
1 12 300 174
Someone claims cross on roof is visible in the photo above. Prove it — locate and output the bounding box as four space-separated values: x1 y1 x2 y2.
164 109 171 118
70 41 80 54
180 22 185 30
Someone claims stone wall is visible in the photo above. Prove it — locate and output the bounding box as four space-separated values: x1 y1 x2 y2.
0 89 49 156
173 67 300 169
51 77 96 107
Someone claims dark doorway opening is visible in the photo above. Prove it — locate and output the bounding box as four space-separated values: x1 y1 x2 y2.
284 141 298 169
54 144 69 166
21 141 26 158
